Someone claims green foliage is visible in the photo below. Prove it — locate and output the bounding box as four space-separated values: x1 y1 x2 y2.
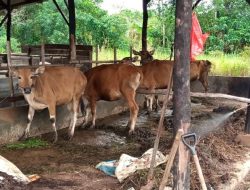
5 138 49 149
0 30 21 53
0 0 249 73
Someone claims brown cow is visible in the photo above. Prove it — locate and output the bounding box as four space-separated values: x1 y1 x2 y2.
119 56 139 64
137 59 212 111
82 63 142 134
132 49 154 64
11 66 87 142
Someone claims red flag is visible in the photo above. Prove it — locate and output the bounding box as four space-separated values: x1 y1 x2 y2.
190 12 209 61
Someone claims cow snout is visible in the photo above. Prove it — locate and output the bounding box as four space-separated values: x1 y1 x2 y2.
24 87 32 94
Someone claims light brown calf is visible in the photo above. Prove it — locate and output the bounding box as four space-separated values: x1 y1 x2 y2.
83 63 142 134
138 60 212 111
11 66 87 142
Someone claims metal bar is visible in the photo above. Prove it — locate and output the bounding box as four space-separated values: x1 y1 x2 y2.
0 14 7 28
52 0 69 26
173 0 192 189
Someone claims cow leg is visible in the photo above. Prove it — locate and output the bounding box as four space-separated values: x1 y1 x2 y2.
155 95 159 112
24 106 35 139
200 78 208 93
90 100 97 129
148 95 154 112
48 106 58 143
82 106 91 127
68 99 79 140
123 90 139 134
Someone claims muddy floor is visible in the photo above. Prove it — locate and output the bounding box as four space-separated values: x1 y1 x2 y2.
0 97 249 190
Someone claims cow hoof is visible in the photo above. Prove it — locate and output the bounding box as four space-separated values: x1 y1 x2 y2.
66 134 73 141
19 132 28 141
128 129 135 136
89 124 95 129
52 135 58 144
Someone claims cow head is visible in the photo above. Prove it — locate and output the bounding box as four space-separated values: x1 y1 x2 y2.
11 66 45 94
132 49 154 64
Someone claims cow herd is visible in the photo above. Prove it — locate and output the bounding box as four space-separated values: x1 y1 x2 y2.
10 52 211 143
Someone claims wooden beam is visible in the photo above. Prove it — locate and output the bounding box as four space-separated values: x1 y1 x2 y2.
192 0 202 10
52 0 69 26
173 0 192 189
245 86 250 133
0 14 7 28
64 0 68 10
190 92 250 103
0 0 6 9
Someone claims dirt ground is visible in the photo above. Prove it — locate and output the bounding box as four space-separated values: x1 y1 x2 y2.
0 97 249 190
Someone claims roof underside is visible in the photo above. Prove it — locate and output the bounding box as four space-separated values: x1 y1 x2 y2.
0 0 44 11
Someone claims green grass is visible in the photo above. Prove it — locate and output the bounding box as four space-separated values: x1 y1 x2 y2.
5 138 49 149
94 48 250 77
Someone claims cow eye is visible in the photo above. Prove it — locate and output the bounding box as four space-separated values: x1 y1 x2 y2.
18 77 21 79
30 75 37 79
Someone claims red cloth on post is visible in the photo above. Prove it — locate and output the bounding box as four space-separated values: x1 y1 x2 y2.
190 12 209 61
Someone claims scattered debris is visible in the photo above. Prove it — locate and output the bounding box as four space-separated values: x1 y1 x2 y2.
96 148 167 182
0 155 30 184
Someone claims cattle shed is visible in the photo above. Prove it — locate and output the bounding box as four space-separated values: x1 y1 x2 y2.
0 0 250 189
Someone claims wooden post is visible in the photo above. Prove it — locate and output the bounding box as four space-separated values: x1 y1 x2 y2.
68 0 76 62
173 0 192 189
6 0 14 97
142 0 150 52
245 86 250 133
130 46 132 59
41 43 45 65
114 47 117 64
95 45 98 66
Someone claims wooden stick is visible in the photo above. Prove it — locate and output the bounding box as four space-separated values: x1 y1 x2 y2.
193 155 207 190
146 67 173 182
159 129 184 190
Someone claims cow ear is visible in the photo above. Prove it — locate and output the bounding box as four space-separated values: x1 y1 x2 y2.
149 49 155 55
132 49 141 56
35 66 45 75
9 69 18 77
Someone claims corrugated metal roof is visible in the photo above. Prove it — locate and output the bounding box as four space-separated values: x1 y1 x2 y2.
0 0 45 10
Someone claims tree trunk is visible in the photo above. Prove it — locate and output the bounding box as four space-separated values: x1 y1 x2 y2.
173 0 192 189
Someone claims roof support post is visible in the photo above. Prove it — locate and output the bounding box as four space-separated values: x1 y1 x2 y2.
172 0 192 189
68 0 76 62
6 0 14 97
